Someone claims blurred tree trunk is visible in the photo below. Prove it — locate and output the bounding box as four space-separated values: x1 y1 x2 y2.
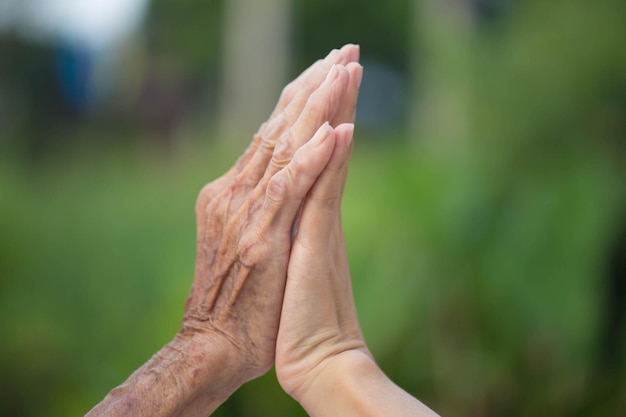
409 0 481 414
409 0 475 155
217 0 292 144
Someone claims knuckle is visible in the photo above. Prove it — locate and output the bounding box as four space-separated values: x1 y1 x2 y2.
195 193 208 213
303 95 328 122
288 152 307 178
196 182 219 210
280 106 293 126
237 229 271 265
306 95 326 116
254 122 267 137
232 170 254 189
197 183 238 220
226 178 242 196
270 132 293 169
265 112 288 143
280 81 296 103
300 75 316 94
235 132 263 169
266 172 289 205
280 155 311 200
258 134 275 156
252 114 289 160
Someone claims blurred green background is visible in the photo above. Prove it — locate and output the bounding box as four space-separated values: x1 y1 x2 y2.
1 0 625 415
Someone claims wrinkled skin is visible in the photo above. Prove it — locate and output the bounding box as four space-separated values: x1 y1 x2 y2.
182 44 363 379
86 45 367 417
87 44 439 417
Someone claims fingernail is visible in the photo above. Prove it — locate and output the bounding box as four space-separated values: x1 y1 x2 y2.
340 44 360 62
337 123 355 147
354 65 363 88
325 64 339 83
344 123 355 137
325 48 340 60
315 122 332 146
352 44 361 62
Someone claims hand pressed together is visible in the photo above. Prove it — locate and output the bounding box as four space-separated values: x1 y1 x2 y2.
86 44 439 417
183 45 362 379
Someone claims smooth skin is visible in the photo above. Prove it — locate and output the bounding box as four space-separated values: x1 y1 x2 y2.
86 45 438 417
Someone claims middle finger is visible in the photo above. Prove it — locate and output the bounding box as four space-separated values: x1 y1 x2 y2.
237 47 357 186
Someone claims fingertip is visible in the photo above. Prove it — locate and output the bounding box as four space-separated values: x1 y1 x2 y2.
325 48 346 65
323 119 334 133
334 123 355 145
331 123 354 163
340 44 360 63
312 123 353 175
332 65 351 94
336 63 349 79
345 62 363 89
289 121 335 173
297 124 351 219
324 63 349 87
261 121 338 232
311 121 336 151
313 121 336 149
329 64 360 127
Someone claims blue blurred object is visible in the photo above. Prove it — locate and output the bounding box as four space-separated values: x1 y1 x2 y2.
54 42 94 114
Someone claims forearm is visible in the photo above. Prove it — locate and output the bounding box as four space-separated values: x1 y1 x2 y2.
85 331 249 417
297 350 439 417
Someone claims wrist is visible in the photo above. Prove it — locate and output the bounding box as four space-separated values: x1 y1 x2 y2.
86 331 252 417
292 349 375 410
169 329 256 400
294 349 438 417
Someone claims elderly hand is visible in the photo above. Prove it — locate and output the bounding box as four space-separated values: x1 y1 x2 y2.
184 45 361 378
86 45 363 417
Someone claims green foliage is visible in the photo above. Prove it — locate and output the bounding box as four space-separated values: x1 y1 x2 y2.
1 134 623 415
0 150 203 415
146 0 225 73
294 0 411 71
